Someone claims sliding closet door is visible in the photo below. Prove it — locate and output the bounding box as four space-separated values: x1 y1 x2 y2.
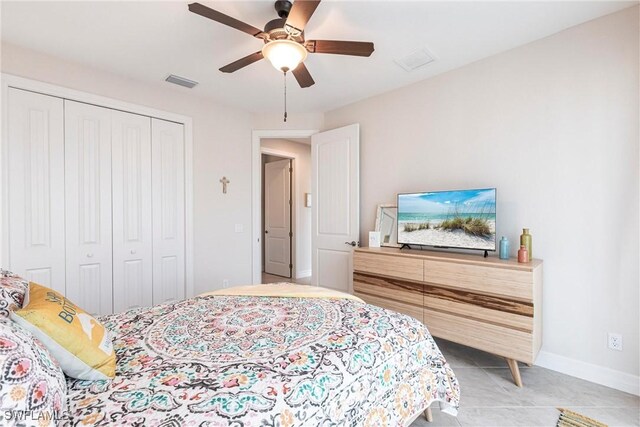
151 119 185 305
7 89 65 292
64 101 113 316
111 111 153 312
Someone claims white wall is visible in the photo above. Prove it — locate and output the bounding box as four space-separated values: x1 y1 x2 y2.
252 112 324 131
324 6 639 391
1 42 255 295
261 139 312 278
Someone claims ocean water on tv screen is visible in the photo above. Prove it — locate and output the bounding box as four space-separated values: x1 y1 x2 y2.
397 212 496 222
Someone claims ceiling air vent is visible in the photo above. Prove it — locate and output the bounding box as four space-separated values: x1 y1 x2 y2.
394 48 436 72
165 74 198 89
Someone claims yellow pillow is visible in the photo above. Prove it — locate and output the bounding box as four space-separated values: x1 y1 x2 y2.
10 282 116 380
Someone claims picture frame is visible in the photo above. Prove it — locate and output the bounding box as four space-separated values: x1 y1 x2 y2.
374 204 400 248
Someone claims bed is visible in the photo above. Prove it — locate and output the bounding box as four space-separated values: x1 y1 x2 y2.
64 284 460 426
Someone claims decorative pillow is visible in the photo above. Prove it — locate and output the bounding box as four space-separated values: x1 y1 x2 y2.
10 283 116 381
0 270 29 320
0 320 66 427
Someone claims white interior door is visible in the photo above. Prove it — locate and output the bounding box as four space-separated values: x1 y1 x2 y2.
264 158 291 277
7 88 66 292
112 111 153 312
64 100 113 316
151 118 185 305
311 124 359 293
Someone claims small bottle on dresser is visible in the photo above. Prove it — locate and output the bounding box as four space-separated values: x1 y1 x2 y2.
517 245 529 263
499 237 510 260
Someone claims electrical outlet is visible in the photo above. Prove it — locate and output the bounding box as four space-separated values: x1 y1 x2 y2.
608 333 623 351
222 279 229 288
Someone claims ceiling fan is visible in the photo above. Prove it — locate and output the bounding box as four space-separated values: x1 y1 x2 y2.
188 0 375 89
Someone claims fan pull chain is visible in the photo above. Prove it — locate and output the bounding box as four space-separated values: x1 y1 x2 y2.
283 70 288 123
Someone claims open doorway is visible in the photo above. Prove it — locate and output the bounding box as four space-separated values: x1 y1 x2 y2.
260 138 312 285
252 126 360 289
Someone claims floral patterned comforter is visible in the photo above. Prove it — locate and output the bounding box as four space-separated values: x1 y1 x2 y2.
65 295 459 426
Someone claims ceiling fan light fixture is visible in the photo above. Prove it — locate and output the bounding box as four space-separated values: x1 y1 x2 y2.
262 39 308 72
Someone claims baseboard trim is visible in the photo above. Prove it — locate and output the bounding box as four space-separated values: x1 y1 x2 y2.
535 350 639 396
296 270 311 279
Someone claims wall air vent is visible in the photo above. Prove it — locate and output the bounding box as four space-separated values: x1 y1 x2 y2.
394 48 436 72
165 74 199 89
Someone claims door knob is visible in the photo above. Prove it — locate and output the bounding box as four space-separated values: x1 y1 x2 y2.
265 230 269 234
130 249 136 254
87 253 94 258
345 241 357 247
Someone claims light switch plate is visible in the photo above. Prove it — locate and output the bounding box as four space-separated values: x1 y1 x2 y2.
235 224 243 233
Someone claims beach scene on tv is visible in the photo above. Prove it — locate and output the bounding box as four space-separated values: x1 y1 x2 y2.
398 188 496 250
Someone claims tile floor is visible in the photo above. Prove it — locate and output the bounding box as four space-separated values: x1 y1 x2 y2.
410 339 640 427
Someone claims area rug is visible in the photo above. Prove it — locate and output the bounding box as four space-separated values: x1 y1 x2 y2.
557 408 608 427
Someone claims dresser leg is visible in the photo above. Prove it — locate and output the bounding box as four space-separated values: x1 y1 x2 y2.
506 358 523 387
423 407 433 422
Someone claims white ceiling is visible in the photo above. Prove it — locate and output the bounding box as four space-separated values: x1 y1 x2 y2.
1 1 636 114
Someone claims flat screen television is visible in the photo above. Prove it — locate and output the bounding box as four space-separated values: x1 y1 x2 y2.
397 188 497 252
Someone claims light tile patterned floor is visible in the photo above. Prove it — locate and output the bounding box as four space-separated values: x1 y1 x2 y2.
411 339 640 427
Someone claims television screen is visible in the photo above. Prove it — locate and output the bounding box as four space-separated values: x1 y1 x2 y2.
397 188 496 251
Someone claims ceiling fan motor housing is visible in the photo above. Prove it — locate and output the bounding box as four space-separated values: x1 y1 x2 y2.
264 18 304 43
274 0 292 18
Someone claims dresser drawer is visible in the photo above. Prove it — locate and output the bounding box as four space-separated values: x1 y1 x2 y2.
423 285 533 332
355 290 423 323
423 308 534 363
354 272 423 307
354 251 423 282
424 260 533 301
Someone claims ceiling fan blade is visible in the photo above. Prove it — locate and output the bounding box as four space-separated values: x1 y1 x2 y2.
285 0 321 35
188 3 266 39
306 40 374 57
292 63 315 88
219 51 264 73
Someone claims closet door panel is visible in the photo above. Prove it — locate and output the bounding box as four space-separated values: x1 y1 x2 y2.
151 119 185 305
64 101 113 316
112 111 153 312
7 89 65 292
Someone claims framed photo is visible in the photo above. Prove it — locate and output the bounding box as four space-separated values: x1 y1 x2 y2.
374 204 400 248
369 231 381 248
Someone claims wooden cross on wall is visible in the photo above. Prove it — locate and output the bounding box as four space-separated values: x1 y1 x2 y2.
219 176 230 194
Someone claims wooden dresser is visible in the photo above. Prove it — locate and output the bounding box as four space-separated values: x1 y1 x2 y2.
353 247 542 387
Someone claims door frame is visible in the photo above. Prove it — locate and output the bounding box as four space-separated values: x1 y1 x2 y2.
251 130 317 284
0 73 195 298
